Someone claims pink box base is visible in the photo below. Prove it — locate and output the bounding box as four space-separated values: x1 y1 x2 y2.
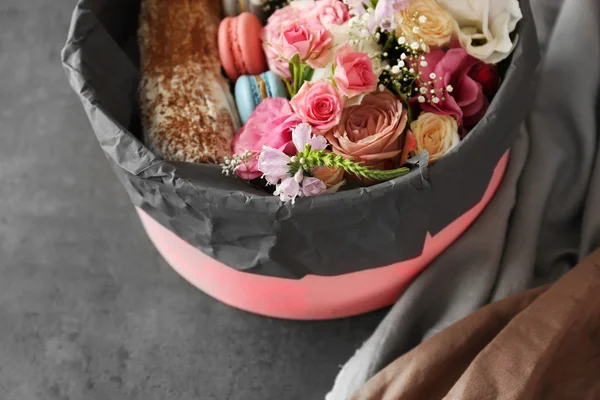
136 153 509 320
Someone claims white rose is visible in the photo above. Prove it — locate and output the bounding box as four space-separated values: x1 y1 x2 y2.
411 113 460 163
437 0 522 64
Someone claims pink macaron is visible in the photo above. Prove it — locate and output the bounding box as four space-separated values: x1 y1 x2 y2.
218 12 268 83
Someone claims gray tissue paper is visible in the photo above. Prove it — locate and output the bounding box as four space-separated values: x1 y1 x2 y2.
62 0 539 279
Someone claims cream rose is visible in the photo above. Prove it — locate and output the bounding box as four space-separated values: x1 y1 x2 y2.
411 113 459 163
437 0 522 64
397 0 454 49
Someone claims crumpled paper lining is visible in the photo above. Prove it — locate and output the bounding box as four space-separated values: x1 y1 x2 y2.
61 0 539 279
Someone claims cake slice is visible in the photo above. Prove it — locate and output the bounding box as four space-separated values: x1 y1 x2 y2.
139 0 240 164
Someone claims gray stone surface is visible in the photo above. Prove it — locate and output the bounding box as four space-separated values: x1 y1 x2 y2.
0 2 385 399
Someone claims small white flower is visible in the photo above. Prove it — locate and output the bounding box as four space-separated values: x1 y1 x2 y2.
391 65 401 74
418 96 426 103
420 87 428 94
420 61 428 67
413 27 419 34
418 15 428 24
446 85 454 93
429 73 437 79
378 84 386 92
409 68 415 74
432 96 440 104
410 41 420 50
398 36 406 45
421 43 428 51
400 53 407 60
398 60 405 68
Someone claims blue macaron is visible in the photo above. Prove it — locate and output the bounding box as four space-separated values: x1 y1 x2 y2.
235 71 289 124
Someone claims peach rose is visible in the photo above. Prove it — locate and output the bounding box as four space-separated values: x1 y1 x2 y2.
311 165 345 189
325 90 408 169
410 112 460 163
397 0 454 48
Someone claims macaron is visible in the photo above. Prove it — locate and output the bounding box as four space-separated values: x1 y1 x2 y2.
235 71 289 123
223 0 267 24
218 12 268 83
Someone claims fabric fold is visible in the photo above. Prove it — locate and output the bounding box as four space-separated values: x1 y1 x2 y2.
349 250 600 400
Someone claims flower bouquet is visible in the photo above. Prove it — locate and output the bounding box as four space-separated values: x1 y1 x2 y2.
220 0 523 203
63 0 538 317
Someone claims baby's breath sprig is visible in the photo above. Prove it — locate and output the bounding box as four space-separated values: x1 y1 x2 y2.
221 151 255 178
377 31 424 99
414 69 454 106
290 146 410 182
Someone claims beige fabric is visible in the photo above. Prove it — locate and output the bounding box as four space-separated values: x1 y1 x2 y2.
351 250 600 400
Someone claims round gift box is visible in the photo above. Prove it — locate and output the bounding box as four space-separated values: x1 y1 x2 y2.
137 153 508 320
62 0 538 320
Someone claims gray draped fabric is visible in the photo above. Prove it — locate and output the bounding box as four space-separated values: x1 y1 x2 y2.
327 0 600 398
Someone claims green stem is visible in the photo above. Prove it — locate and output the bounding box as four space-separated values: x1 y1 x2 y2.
284 78 294 98
293 149 410 181
399 94 413 125
296 63 305 95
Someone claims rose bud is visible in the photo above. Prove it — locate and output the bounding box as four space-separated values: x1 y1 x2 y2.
468 62 501 99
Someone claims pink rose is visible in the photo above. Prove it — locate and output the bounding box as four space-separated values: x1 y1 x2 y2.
290 81 344 134
333 43 378 98
325 90 408 170
262 3 336 78
274 22 333 69
262 3 313 79
418 48 489 127
311 0 350 28
232 98 301 179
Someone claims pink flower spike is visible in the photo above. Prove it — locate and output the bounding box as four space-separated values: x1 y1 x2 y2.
345 0 367 15
292 123 328 152
370 0 409 31
258 146 291 185
274 177 302 203
232 98 301 179
302 177 327 197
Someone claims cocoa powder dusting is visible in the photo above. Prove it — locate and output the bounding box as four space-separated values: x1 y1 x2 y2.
139 0 237 164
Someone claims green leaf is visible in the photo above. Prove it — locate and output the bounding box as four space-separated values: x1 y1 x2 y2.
284 78 295 97
289 53 301 65
303 66 315 82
